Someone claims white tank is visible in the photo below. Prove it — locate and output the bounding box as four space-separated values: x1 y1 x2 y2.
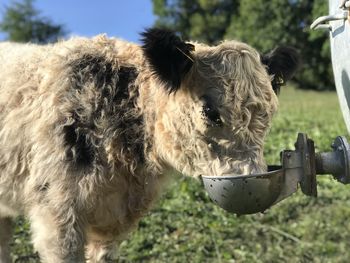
329 0 350 133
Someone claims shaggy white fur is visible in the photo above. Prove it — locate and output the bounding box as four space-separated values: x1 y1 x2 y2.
0 28 297 262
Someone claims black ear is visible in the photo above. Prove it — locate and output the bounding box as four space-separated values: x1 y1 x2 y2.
261 46 300 94
141 28 194 93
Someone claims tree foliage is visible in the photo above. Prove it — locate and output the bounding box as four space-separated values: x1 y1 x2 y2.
153 0 239 44
153 0 334 90
0 0 66 44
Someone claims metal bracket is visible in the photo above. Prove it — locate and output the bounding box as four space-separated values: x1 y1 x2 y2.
339 0 350 9
295 133 317 196
273 133 317 204
310 10 349 30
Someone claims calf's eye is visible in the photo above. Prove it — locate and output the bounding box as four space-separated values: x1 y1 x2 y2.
202 96 223 127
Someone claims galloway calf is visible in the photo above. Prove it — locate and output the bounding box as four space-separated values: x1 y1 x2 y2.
0 28 298 262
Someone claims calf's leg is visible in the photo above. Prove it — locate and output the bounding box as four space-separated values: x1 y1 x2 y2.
0 217 12 263
29 206 86 263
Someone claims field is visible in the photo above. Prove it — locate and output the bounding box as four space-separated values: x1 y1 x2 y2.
11 87 350 262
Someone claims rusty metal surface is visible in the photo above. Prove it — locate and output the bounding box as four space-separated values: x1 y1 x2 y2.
295 133 317 197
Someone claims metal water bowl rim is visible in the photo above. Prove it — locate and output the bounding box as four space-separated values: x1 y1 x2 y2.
201 165 283 180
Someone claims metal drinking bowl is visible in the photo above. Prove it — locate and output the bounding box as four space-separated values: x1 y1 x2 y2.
202 133 350 216
202 166 284 215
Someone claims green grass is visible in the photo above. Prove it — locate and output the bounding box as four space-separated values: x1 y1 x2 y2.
12 87 350 262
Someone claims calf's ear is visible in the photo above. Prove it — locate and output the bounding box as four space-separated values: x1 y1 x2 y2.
141 28 194 93
261 46 300 94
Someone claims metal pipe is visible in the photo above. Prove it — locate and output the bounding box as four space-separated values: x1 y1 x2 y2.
315 152 343 175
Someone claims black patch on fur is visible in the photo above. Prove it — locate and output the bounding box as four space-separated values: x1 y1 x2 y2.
63 124 95 167
112 67 145 165
141 27 194 93
114 67 138 103
261 46 300 94
69 54 115 92
63 54 144 171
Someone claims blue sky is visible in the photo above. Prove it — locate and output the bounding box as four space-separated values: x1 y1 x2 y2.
0 0 156 43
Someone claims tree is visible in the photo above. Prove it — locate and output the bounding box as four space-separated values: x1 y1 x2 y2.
227 0 332 90
0 0 66 44
153 0 334 90
153 0 239 44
